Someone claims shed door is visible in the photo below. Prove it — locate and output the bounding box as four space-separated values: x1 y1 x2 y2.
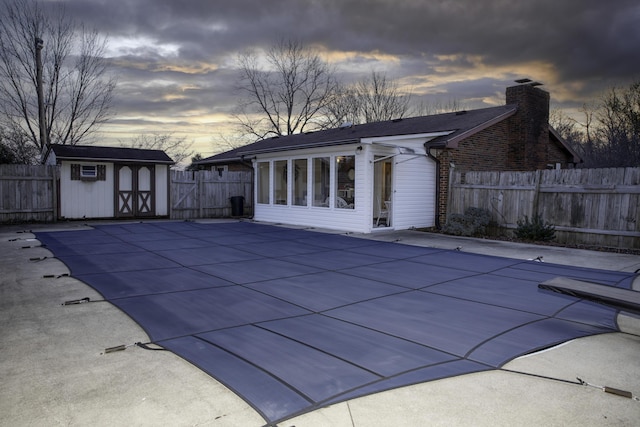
115 164 156 217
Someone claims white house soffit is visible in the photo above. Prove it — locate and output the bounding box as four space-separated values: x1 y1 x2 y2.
362 130 454 145
372 145 428 163
372 143 417 154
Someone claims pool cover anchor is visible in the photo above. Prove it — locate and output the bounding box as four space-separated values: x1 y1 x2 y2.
103 342 166 355
577 378 639 401
43 273 69 279
62 297 91 305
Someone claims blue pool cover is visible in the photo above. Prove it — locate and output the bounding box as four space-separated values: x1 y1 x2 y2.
36 222 634 424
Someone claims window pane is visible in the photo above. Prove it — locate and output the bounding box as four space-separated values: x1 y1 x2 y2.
274 160 288 205
335 156 355 209
293 159 308 206
312 157 330 207
257 162 270 204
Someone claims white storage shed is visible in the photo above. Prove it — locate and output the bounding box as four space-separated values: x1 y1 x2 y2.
43 145 173 220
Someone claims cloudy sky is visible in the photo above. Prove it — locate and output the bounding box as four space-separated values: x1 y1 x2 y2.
57 0 640 157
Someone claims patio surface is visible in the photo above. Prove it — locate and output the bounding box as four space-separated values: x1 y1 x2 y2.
2 220 640 426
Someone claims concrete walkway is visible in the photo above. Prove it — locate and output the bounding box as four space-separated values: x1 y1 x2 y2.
1 220 639 426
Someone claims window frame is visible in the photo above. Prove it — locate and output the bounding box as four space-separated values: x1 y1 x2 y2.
273 160 288 205
334 155 355 209
292 158 309 206
311 156 331 208
256 161 271 205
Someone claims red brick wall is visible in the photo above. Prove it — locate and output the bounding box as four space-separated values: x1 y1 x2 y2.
433 122 511 225
547 137 575 168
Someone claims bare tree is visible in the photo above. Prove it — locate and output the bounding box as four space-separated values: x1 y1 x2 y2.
552 81 640 168
549 108 585 154
326 71 412 126
592 81 640 167
414 98 466 116
0 125 39 164
0 0 115 155
122 133 194 168
235 39 338 140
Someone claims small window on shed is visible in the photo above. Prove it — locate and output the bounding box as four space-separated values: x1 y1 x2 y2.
80 165 97 179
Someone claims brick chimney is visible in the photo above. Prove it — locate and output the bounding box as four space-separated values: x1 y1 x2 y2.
506 83 550 170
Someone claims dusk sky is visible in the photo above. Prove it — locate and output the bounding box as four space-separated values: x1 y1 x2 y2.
56 0 640 157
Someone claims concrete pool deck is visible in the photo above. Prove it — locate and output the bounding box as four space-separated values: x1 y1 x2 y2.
1 219 639 426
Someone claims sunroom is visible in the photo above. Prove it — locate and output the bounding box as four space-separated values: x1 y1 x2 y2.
247 132 446 234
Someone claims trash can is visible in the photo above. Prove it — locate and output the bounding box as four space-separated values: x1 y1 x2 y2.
230 196 244 217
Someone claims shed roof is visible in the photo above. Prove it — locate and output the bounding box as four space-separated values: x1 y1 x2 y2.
198 105 517 164
49 144 174 164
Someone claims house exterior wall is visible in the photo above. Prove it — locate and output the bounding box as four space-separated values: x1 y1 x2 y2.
392 152 437 229
546 137 574 168
253 144 368 232
431 122 510 226
252 139 437 233
59 161 115 219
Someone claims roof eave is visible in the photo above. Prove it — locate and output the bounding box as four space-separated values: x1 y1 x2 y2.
195 156 246 165
549 126 582 164
238 138 360 156
55 156 174 164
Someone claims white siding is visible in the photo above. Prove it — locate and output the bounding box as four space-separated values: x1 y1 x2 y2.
253 138 437 233
392 154 436 229
59 161 114 219
155 165 169 215
254 145 371 233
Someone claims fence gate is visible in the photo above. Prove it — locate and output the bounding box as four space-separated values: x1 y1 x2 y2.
170 170 252 220
115 164 156 218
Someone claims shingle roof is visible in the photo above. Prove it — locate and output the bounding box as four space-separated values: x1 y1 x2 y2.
50 145 174 164
198 105 517 164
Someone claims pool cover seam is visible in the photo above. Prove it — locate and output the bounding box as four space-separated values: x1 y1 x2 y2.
188 334 317 406
252 322 387 378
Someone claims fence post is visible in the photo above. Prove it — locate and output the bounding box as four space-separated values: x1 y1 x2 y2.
51 166 58 222
197 171 204 219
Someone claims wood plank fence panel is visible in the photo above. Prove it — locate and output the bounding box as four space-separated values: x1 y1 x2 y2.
449 167 640 249
0 164 57 223
170 170 252 220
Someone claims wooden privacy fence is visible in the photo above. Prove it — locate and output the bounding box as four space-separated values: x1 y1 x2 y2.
0 166 252 223
171 170 252 220
448 167 640 249
0 164 57 223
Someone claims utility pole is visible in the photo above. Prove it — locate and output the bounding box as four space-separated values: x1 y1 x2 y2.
35 37 47 150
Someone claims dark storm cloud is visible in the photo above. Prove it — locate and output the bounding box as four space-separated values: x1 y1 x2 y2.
57 0 640 149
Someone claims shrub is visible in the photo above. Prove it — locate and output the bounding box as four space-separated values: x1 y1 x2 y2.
514 214 556 241
443 207 493 237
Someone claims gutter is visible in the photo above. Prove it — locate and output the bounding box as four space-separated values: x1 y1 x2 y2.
54 156 174 165
238 138 360 156
424 140 447 229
